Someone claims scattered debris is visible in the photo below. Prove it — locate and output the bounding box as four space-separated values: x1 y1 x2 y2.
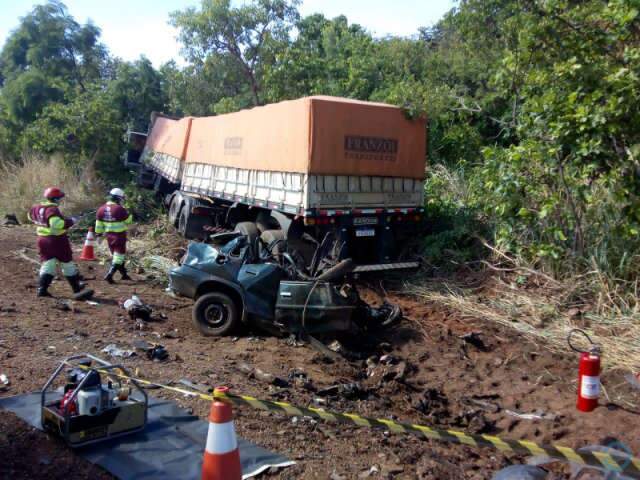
414 388 450 420
379 354 397 365
146 345 169 362
505 409 555 421
238 363 290 388
133 339 152 351
624 373 640 391
459 332 489 351
3 214 19 226
312 397 328 406
86 300 99 306
453 409 494 434
0 373 9 390
285 335 304 347
288 369 315 391
317 382 366 399
358 466 380 478
54 299 72 312
463 394 501 414
492 465 549 479
178 378 212 394
102 344 136 358
381 463 405 476
123 294 153 322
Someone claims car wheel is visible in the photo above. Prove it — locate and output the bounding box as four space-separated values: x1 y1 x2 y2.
192 292 239 336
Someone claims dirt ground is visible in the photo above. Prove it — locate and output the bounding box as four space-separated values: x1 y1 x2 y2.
1 225 638 479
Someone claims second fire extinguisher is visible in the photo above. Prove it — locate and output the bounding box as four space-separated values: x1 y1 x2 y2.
568 329 601 412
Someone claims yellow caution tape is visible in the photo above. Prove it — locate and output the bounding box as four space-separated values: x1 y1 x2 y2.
68 362 640 477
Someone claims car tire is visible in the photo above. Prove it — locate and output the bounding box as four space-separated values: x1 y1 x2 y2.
192 292 240 336
234 221 259 245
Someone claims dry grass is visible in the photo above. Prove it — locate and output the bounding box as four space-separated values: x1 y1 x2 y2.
410 267 640 372
108 217 185 283
0 153 105 221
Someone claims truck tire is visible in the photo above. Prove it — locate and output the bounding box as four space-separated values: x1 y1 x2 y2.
192 292 240 336
168 195 182 227
260 230 285 256
255 211 280 233
178 206 189 236
234 221 259 245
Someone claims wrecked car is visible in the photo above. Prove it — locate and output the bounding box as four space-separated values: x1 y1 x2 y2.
168 231 401 337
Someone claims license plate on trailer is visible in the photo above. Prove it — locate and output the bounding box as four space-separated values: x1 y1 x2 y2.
355 228 375 237
353 217 378 225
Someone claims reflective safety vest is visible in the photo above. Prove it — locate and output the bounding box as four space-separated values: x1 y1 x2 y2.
95 201 133 234
28 201 72 236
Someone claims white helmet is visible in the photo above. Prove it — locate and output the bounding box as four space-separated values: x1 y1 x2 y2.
110 187 125 199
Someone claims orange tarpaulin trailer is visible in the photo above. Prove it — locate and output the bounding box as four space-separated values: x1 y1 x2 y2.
146 116 192 161
185 96 426 180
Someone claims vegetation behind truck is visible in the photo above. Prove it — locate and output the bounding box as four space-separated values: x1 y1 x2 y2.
127 96 427 272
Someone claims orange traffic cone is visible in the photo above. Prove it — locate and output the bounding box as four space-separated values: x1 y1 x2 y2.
202 387 242 480
79 228 97 261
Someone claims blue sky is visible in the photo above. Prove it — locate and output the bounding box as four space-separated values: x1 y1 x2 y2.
0 0 456 66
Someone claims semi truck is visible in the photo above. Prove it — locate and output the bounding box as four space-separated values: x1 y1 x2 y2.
126 96 427 273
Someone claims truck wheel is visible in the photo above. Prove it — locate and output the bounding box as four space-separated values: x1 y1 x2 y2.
178 206 189 236
255 211 280 233
168 196 181 227
234 221 259 245
192 292 239 336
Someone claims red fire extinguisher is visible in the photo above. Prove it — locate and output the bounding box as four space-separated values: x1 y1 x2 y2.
568 329 601 412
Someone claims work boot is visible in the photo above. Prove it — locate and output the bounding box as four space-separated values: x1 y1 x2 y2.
37 273 54 298
117 264 131 280
66 274 94 300
104 265 117 284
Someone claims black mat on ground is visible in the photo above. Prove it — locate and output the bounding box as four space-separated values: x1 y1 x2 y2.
0 393 294 480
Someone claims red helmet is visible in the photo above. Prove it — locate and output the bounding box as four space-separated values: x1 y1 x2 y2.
44 187 65 200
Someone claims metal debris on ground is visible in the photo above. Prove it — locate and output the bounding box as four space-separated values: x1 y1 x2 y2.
288 369 315 391
178 379 213 394
492 465 549 480
133 339 152 351
625 373 640 392
3 214 19 226
505 409 555 421
123 295 153 322
238 363 290 388
0 373 9 390
459 331 489 351
317 382 366 399
146 345 169 362
463 395 501 414
102 344 136 358
54 299 73 312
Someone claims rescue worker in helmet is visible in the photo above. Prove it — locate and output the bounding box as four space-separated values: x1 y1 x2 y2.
95 188 134 283
28 187 94 299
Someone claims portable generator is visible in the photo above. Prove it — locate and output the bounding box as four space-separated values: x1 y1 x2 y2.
41 354 148 447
